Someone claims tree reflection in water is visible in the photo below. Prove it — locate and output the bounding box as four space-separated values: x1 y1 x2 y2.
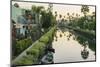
60 28 96 59
76 36 89 60
53 28 95 62
81 41 89 59
76 35 96 59
76 35 96 51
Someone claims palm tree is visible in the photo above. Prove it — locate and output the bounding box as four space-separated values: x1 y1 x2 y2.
67 13 70 16
47 3 53 12
92 12 95 17
71 13 75 20
64 16 66 22
72 13 74 17
76 13 79 18
81 5 89 17
64 16 66 19
31 5 44 24
81 5 89 29
67 13 71 22
59 14 62 20
55 11 57 20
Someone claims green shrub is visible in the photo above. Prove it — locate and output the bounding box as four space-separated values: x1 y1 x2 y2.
33 42 46 56
33 42 45 49
26 42 46 60
25 38 33 47
26 48 39 58
15 38 32 56
15 55 33 65
24 42 46 64
39 36 49 44
45 26 56 41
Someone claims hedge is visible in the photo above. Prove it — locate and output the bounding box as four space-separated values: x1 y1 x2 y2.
29 42 46 58
13 26 56 65
25 26 56 64
14 38 32 56
39 36 49 44
15 55 34 65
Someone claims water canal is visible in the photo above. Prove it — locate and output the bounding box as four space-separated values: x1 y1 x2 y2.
52 28 96 63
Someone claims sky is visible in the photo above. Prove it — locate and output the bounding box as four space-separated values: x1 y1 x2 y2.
12 1 95 19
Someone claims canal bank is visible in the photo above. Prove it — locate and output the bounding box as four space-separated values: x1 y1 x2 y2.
64 26 96 39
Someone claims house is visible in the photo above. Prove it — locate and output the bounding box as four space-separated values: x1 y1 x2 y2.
12 5 41 39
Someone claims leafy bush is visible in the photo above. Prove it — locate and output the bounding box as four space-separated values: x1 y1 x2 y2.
39 36 49 44
45 26 56 40
26 48 40 58
15 55 34 65
32 42 46 57
14 38 32 56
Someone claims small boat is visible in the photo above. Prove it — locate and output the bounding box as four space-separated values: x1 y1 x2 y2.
81 49 89 59
40 48 55 64
40 52 54 64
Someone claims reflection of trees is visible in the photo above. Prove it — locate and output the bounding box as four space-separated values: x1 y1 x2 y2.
66 32 73 40
88 40 96 52
81 46 89 59
60 28 95 53
81 41 89 59
76 35 96 52
76 36 86 46
76 36 90 59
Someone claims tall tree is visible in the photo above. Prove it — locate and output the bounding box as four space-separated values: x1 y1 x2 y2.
81 5 89 17
55 11 57 19
81 5 89 29
31 5 44 25
67 13 71 22
59 14 62 19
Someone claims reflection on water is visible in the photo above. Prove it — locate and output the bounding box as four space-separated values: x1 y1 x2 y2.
52 28 95 63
